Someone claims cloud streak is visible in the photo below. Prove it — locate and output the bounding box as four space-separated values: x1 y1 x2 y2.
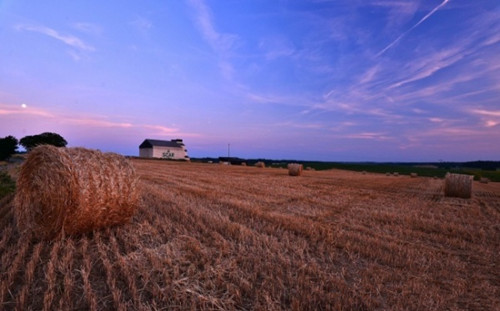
186 0 239 81
376 0 450 57
0 103 198 138
186 0 237 53
16 24 95 51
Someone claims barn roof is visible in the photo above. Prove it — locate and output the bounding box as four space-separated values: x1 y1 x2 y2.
139 139 184 149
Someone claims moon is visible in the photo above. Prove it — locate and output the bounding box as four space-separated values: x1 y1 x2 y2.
21 103 27 109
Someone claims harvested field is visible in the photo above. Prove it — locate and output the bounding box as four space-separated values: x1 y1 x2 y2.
1 159 500 310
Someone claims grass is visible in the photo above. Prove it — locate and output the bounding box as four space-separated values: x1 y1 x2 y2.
0 160 499 310
0 171 15 200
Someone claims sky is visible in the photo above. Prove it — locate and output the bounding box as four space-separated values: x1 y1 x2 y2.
0 0 499 162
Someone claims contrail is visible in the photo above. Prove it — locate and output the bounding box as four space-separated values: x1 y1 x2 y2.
376 0 450 57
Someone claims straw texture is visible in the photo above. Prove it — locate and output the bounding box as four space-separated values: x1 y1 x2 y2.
14 145 139 238
288 163 303 176
255 162 265 168
444 173 473 199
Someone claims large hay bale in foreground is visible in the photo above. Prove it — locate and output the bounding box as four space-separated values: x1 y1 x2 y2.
288 163 303 176
444 173 473 198
14 145 139 238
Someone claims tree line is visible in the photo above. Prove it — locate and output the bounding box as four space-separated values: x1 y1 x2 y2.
0 132 67 160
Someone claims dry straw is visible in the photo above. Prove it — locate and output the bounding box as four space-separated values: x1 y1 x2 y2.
14 145 139 238
444 173 473 198
288 163 303 176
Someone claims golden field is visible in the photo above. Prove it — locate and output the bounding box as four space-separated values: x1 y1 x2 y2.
1 159 499 310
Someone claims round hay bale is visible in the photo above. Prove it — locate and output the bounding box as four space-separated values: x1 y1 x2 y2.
479 177 489 184
288 163 303 176
255 161 265 168
393 172 399 177
444 173 473 198
14 145 139 238
410 173 418 178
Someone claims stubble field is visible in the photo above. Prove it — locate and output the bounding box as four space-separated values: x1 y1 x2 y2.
1 159 499 310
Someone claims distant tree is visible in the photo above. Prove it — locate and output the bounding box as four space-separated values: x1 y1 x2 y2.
20 132 67 152
0 135 18 160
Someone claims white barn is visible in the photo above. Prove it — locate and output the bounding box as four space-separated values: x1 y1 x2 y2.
139 139 189 161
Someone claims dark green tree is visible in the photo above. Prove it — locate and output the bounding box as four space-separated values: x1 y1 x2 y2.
0 135 18 160
20 132 67 152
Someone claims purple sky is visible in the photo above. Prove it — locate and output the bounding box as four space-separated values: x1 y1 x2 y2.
1 0 499 161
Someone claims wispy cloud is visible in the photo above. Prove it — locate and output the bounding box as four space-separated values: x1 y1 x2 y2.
388 46 464 89
272 121 324 130
186 0 238 52
187 0 239 80
344 132 391 140
0 103 54 118
359 65 380 84
259 36 296 60
371 1 419 28
0 103 199 138
470 109 500 128
72 22 102 35
15 24 95 51
376 0 450 57
67 118 134 128
471 109 500 117
130 17 153 36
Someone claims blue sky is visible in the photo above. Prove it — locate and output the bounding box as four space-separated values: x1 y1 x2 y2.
1 0 499 161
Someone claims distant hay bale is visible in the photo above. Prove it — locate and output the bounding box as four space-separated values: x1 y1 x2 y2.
444 173 473 199
385 172 391 176
241 162 247 166
410 173 418 178
288 163 303 176
479 177 489 184
14 145 139 238
255 161 265 168
433 176 438 179
361 171 367 175
393 172 399 177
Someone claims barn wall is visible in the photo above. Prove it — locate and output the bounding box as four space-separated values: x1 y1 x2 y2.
139 148 153 158
152 146 188 160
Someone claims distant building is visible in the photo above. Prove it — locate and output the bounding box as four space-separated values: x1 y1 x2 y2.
139 139 189 161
